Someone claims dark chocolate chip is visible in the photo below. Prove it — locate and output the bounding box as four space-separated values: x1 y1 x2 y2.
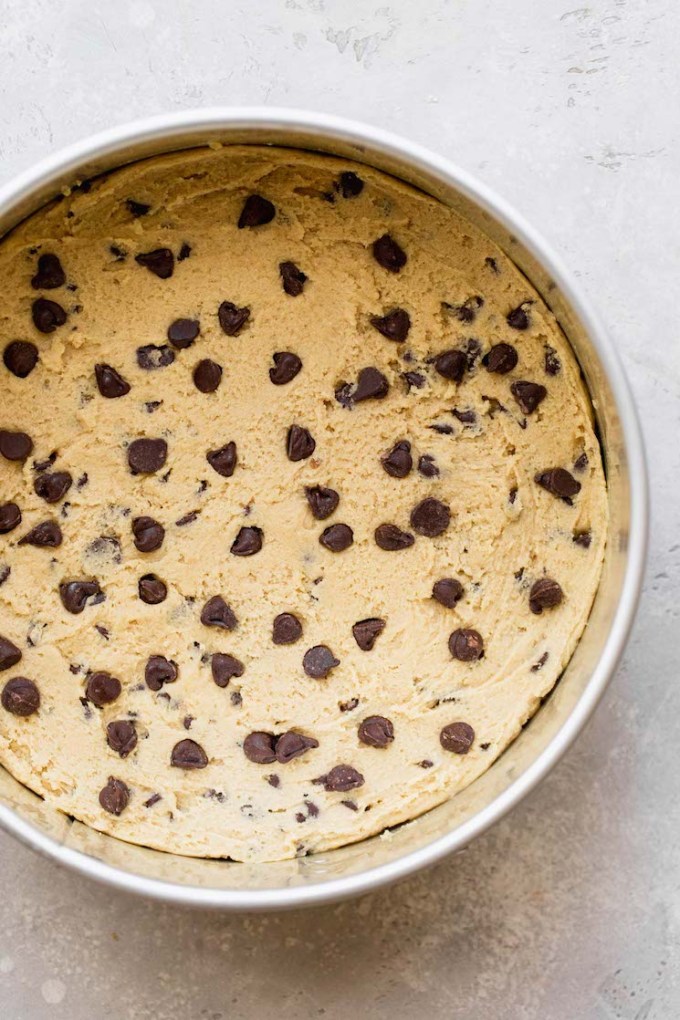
573 529 592 548
429 423 454 435
85 671 122 706
4 341 38 378
144 793 162 808
34 471 72 504
33 452 57 472
106 719 137 758
238 194 275 228
451 408 476 424
127 438 167 474
286 425 316 461
440 721 475 754
507 304 531 330
304 485 339 520
218 301 250 336
243 732 276 764
1 676 39 716
171 738 208 769
342 366 389 406
410 497 450 537
381 440 412 478
18 520 62 548
403 370 426 390
544 345 561 375
358 715 394 748
60 580 102 614
200 595 237 631
125 198 151 217
132 516 165 552
303 645 339 679
0 566 10 586
352 618 385 651
99 777 130 815
273 613 303 645
574 452 589 472
269 352 302 385
535 467 581 500
167 318 200 348
207 441 237 477
275 731 319 764
449 629 484 661
145 655 178 691
370 308 411 342
135 248 174 279
510 380 547 414
314 764 364 792
31 253 66 289
483 342 518 375
211 652 244 688
418 454 439 478
339 697 359 713
445 295 484 323
531 652 549 673
0 636 22 671
0 502 21 534
178 242 192 261
138 574 167 604
319 523 353 553
372 234 406 273
434 349 466 383
230 526 263 556
32 298 66 333
193 358 222 393
529 577 564 615
0 430 33 461
374 524 415 551
136 344 175 370
280 261 307 296
337 171 364 198
95 363 131 398
432 578 464 608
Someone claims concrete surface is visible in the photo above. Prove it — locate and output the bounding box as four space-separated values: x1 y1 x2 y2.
0 1 676 1017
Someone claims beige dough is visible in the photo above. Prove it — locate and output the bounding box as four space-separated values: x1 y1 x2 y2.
0 146 607 862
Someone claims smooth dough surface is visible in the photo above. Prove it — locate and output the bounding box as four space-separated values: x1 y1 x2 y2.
0 146 607 862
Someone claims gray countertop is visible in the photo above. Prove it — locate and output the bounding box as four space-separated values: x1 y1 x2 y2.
0 1 676 1017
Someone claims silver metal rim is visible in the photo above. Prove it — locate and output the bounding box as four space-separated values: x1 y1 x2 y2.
0 108 649 910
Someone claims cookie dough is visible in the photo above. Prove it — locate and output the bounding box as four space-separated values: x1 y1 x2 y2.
0 146 607 862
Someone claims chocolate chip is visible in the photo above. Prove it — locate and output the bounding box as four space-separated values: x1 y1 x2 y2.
178 242 192 261
343 366 389 406
280 261 307 296
370 308 411 342
352 618 385 651
183 715 193 730
440 721 475 754
171 738 208 769
218 301 250 336
510 380 547 414
201 595 237 631
429 423 454 435
135 248 174 279
138 574 167 604
372 234 406 273
238 194 275 228
137 344 175 370
0 566 10 587
529 577 564 615
544 345 561 375
358 715 394 748
132 516 165 552
418 454 439 478
483 342 518 375
449 629 484 661
451 408 476 424
207 441 237 478
314 765 364 792
0 636 22 671
193 359 222 393
244 732 277 764
32 298 66 333
381 440 412 478
31 253 66 289
144 793 162 808
0 502 21 534
85 671 122 707
95 363 131 398
303 645 339 679
18 520 62 548
574 452 589 472
432 578 464 608
337 171 364 197
304 485 339 520
99 777 130 815
60 580 102 614
145 655 178 691
287 425 316 461
273 613 303 645
125 198 151 217
269 352 302 385
106 720 137 758
434 349 466 383
339 698 359 713
211 653 244 688
507 303 531 330
4 341 38 378
445 295 484 323
167 318 200 348
410 497 450 537
275 731 319 764
0 430 33 461
535 467 581 501
1 676 39 716
573 529 592 548
230 526 263 556
127 438 167 474
34 471 72 504
374 524 415 551
319 523 353 552
403 370 426 390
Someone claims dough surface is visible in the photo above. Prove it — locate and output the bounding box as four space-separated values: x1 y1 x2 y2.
0 146 607 862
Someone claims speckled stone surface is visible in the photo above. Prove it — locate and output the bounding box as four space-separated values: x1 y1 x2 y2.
0 1 676 1017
